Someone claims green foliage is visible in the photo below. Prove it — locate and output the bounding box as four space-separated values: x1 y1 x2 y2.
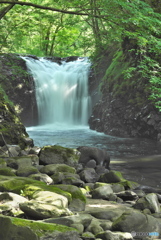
0 0 161 110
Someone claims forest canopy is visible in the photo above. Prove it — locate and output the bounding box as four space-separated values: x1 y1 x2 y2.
0 0 161 110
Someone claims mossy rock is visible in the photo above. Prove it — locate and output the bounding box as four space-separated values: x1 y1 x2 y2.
39 145 80 166
0 158 7 167
0 175 46 193
54 184 86 203
120 180 140 190
0 214 78 240
0 167 16 176
99 170 125 183
16 166 39 177
40 163 76 176
22 184 72 202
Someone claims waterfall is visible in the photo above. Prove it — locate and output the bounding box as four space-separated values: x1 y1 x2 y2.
23 57 91 128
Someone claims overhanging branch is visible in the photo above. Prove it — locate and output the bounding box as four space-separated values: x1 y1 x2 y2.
0 1 108 18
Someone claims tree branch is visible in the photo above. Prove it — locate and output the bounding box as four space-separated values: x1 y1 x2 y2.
0 1 106 18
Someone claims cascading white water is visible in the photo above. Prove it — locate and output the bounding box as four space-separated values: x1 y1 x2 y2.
23 57 91 128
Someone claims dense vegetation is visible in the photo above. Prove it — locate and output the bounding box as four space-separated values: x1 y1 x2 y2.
0 0 161 110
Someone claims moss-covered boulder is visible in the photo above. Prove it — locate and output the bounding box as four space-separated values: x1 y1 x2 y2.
16 166 39 177
40 163 76 176
0 214 80 240
0 192 27 217
55 184 86 211
0 167 16 176
7 155 39 170
39 145 80 167
19 191 72 220
99 170 125 183
0 175 47 194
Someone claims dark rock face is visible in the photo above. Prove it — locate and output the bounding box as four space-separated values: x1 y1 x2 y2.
0 91 29 148
89 93 161 140
0 53 38 126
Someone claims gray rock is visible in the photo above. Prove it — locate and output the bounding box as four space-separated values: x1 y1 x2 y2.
28 173 53 185
79 168 99 183
116 190 138 201
86 218 104 235
40 231 82 240
85 199 131 221
96 230 133 240
43 213 93 229
20 200 71 219
54 184 86 212
112 209 161 235
134 193 161 213
0 215 38 240
0 192 27 216
82 231 95 240
91 185 113 200
111 183 125 193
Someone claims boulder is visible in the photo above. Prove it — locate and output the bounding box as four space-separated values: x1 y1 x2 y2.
134 193 161 213
0 214 79 240
44 213 93 229
16 166 39 177
112 209 161 234
0 191 27 216
0 175 48 194
79 168 99 183
99 170 125 183
28 173 53 185
7 155 39 169
96 230 133 240
39 145 80 166
86 218 104 235
116 190 138 201
40 163 76 176
77 146 110 169
54 184 86 211
19 196 71 220
91 184 113 200
85 199 131 221
0 167 16 176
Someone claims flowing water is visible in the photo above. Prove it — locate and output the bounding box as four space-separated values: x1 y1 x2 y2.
24 56 161 188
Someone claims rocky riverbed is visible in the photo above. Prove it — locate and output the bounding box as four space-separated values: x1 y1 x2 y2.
0 143 161 240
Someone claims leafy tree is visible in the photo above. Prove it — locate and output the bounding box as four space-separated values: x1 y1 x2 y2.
0 0 161 110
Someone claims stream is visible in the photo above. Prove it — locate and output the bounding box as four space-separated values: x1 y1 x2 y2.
27 125 161 188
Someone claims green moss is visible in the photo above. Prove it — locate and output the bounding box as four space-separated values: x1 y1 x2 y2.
120 180 140 190
0 167 16 176
0 158 6 167
55 184 86 203
0 175 46 193
11 216 77 237
23 184 72 202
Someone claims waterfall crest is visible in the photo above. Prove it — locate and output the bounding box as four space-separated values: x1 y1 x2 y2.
23 57 91 128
